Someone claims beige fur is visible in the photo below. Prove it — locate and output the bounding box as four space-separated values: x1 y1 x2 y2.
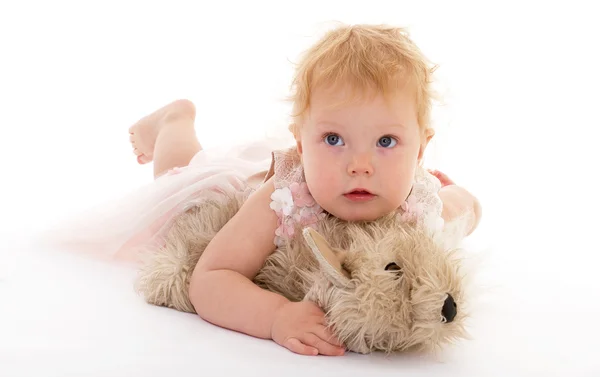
134 186 469 354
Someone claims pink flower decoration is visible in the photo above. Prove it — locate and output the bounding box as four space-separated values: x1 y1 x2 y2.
274 217 295 246
274 236 284 247
293 205 325 226
270 187 294 216
400 195 424 223
289 182 315 207
270 183 324 247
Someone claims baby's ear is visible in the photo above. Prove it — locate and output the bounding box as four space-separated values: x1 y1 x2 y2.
302 227 351 287
289 123 301 149
418 127 435 162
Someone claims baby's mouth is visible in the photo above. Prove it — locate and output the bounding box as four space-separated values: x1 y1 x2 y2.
343 189 375 201
348 189 371 194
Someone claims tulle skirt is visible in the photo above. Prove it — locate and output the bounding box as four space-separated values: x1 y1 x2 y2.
42 138 293 264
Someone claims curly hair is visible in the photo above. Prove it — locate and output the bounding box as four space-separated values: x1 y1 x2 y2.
288 24 439 139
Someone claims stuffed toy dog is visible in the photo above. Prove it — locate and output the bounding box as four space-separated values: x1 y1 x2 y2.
134 185 469 354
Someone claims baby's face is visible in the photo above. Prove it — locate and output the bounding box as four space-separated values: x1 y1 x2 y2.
298 85 426 221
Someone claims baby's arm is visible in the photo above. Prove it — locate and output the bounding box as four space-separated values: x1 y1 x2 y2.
438 185 481 236
188 178 345 356
189 179 286 338
430 170 482 236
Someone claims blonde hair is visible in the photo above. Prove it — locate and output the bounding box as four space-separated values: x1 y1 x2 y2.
288 24 439 139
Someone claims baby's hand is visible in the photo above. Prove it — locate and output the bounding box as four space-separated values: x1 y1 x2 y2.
271 301 346 356
428 169 455 187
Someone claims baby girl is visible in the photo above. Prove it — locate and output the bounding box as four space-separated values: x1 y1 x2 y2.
119 24 480 356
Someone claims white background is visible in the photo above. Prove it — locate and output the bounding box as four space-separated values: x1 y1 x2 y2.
1 1 599 376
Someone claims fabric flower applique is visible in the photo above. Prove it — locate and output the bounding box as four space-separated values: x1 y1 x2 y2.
289 182 315 207
399 195 424 223
271 187 295 246
274 216 296 246
293 205 326 226
270 187 294 217
271 183 325 246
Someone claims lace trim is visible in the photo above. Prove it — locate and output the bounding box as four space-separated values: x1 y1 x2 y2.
398 166 444 234
272 147 304 190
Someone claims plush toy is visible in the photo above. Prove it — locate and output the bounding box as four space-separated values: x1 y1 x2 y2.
134 184 470 354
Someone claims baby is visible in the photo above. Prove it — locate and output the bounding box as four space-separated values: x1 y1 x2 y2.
127 24 482 356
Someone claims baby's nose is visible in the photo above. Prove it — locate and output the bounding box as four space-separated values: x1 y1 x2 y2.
349 166 372 175
347 156 373 176
442 293 457 323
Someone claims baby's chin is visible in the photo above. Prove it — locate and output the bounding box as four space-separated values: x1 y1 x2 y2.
322 198 400 222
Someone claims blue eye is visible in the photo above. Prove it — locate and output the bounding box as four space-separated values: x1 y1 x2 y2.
378 136 397 148
324 134 344 146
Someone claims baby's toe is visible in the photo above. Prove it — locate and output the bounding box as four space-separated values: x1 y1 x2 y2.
137 155 151 164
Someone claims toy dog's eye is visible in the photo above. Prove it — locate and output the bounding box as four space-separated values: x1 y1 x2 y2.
385 262 402 275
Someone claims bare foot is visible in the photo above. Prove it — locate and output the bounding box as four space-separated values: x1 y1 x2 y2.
128 99 196 164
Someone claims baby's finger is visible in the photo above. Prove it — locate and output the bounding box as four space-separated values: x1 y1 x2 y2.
284 337 319 356
303 332 345 356
429 169 455 186
312 324 345 348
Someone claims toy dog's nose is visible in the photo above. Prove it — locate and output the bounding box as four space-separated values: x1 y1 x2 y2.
442 293 457 323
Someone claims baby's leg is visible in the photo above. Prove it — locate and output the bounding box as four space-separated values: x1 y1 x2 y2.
129 99 201 178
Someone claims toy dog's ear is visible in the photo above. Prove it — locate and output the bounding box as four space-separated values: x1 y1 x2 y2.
303 227 351 287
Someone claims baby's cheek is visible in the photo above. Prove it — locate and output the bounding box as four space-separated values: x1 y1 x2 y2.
305 170 327 197
402 166 418 192
310 163 335 185
386 174 412 202
311 175 334 199
307 174 338 210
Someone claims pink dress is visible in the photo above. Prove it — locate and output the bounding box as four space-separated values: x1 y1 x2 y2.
44 139 447 263
44 139 284 263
